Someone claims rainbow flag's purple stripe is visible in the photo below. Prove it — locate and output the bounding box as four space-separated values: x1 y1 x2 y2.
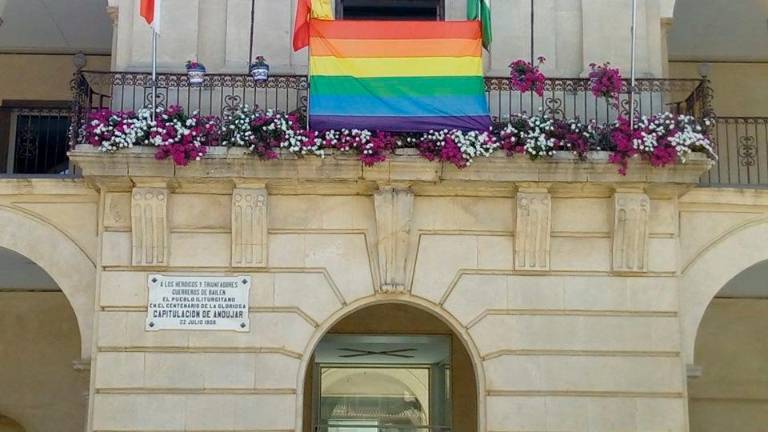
309 20 491 132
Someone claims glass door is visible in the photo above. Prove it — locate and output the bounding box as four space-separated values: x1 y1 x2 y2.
312 334 451 432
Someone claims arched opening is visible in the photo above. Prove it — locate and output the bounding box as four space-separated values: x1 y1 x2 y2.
301 303 479 432
0 247 89 432
687 260 768 432
0 415 25 432
0 206 95 360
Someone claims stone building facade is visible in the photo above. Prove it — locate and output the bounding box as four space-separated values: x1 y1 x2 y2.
2 1 768 431
2 146 767 431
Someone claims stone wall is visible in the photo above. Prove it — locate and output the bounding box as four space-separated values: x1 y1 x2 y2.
90 183 690 430
3 149 768 431
73 148 706 431
0 53 111 105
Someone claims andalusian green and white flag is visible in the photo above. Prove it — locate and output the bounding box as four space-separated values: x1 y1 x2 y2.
467 0 492 49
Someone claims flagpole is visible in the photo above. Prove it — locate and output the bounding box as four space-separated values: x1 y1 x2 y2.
629 0 637 130
248 0 256 67
306 34 311 132
530 0 535 111
530 0 534 65
151 28 158 122
305 4 311 131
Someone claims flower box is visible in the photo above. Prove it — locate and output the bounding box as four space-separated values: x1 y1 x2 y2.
185 61 207 86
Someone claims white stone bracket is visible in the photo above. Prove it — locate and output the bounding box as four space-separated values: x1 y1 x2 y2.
374 186 415 293
232 187 268 268
515 190 552 271
612 191 650 272
131 187 169 266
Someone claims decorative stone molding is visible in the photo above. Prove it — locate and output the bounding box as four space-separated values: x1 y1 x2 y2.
106 5 119 25
686 364 704 379
612 191 650 272
70 146 713 188
231 187 268 267
131 188 169 266
71 358 91 372
515 191 551 271
374 186 415 293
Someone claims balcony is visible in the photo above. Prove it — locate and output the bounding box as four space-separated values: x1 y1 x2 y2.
60 71 765 188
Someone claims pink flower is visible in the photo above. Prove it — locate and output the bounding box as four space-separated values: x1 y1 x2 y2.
588 62 623 103
509 58 547 97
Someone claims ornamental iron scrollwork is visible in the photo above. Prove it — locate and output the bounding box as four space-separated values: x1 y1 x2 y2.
543 96 564 118
738 135 757 167
143 88 167 110
619 97 641 119
222 95 243 116
16 125 38 160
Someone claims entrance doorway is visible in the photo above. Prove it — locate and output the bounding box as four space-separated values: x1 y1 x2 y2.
315 335 450 431
303 304 477 432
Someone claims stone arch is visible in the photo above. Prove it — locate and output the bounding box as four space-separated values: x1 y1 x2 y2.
294 294 487 432
680 217 768 363
0 206 96 359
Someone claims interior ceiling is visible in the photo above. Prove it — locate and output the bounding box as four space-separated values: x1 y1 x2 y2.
668 0 768 61
0 0 112 54
0 247 58 290
717 260 768 299
315 335 451 365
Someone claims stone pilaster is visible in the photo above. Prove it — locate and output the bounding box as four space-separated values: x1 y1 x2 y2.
231 187 268 267
131 188 169 266
374 186 415 293
515 190 551 271
612 191 650 272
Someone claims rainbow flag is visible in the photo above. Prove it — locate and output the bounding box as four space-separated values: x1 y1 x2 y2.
308 20 491 132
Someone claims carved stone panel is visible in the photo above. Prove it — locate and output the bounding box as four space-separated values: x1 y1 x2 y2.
374 187 415 293
612 192 650 272
515 192 551 271
232 188 268 267
131 188 169 266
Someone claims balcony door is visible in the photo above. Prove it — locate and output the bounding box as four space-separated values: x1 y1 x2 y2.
335 0 445 20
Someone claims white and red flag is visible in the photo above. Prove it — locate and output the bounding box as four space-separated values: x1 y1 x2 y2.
140 0 162 33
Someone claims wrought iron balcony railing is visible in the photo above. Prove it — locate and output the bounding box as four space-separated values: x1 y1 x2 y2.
702 117 768 187
69 70 713 145
65 70 768 189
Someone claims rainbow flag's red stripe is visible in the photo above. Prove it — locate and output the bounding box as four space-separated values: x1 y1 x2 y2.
309 20 491 132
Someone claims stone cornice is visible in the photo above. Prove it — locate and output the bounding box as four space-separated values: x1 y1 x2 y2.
0 178 95 196
70 145 712 197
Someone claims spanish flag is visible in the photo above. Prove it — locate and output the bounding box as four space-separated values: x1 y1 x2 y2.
293 0 334 51
140 0 162 33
